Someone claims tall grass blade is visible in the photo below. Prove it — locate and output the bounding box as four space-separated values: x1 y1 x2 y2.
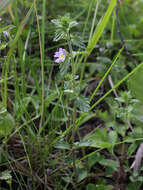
3 4 34 108
87 0 117 56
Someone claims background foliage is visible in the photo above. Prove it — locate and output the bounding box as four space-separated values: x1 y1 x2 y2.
0 0 143 189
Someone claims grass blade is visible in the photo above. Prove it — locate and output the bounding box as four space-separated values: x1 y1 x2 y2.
87 0 117 56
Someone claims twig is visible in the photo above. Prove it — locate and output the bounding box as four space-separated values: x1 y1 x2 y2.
108 74 122 106
131 143 143 173
115 0 136 67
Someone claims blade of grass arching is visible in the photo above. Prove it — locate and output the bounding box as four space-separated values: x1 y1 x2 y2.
87 0 117 56
3 4 33 108
78 0 100 84
34 0 45 130
90 62 143 110
89 47 123 102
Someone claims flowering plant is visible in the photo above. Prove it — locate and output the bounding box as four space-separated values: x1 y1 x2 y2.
52 15 89 113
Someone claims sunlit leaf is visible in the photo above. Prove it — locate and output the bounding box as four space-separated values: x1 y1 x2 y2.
128 63 143 103
0 170 12 180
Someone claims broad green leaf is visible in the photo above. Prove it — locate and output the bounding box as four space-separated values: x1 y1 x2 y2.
0 112 15 137
128 64 143 103
79 128 111 148
127 143 138 156
108 130 118 154
77 168 88 182
99 159 119 168
88 153 104 169
76 95 90 112
108 130 118 147
131 102 143 123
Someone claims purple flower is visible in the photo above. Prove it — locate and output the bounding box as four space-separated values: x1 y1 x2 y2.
3 31 8 36
54 48 66 63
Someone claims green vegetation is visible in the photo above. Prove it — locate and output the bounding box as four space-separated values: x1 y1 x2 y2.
1 0 143 189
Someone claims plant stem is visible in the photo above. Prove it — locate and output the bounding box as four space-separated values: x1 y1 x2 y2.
34 0 45 130
67 32 78 180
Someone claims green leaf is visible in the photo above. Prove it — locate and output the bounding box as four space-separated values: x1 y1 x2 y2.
69 21 78 29
108 130 118 147
45 92 58 107
0 43 7 50
59 57 70 77
76 95 90 112
54 140 70 150
77 168 88 182
15 97 32 119
99 159 119 169
108 130 118 154
131 102 143 123
74 140 94 148
77 128 111 149
128 63 143 103
95 184 113 190
0 112 15 137
88 153 104 169
86 184 96 190
54 29 65 41
0 170 12 181
72 36 85 49
52 106 68 122
127 143 138 156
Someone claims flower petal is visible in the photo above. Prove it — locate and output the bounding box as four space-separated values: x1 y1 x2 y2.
54 52 60 57
55 58 61 63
